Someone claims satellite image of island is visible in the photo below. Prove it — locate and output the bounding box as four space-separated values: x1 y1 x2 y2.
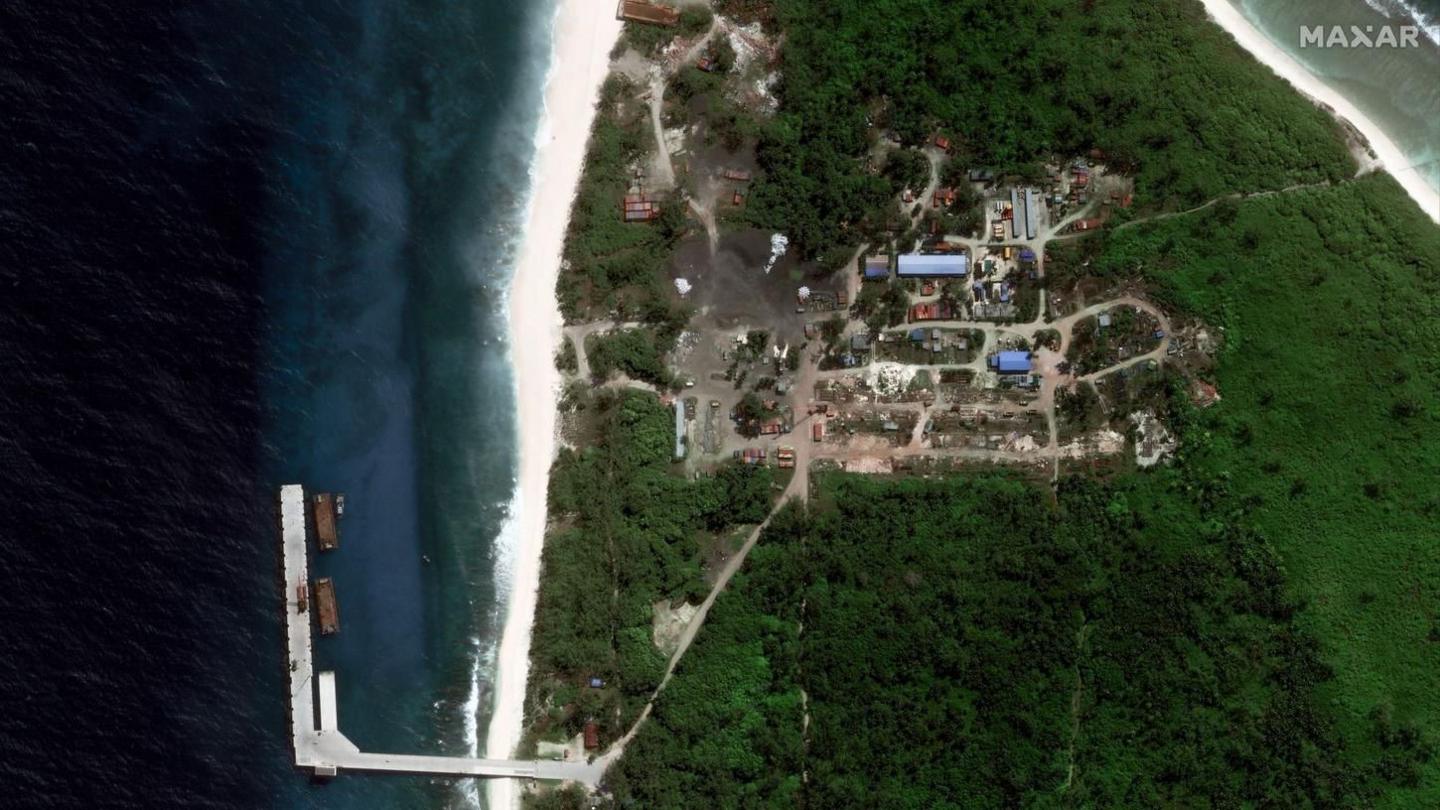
2 1 1438 809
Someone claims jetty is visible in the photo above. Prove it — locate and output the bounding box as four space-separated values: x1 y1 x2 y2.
279 484 607 784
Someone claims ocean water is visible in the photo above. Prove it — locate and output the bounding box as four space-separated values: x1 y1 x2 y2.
0 1 554 808
1228 0 1440 198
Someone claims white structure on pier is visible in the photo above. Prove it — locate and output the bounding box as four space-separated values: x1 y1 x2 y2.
279 485 606 784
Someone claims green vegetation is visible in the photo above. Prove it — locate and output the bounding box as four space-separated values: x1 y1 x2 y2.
554 336 577 374
557 77 689 322
598 471 1429 807
733 391 779 437
529 1 1440 805
882 148 930 194
667 66 724 110
853 280 910 331
603 504 807 809
586 328 673 388
533 177 1440 808
745 0 1354 256
1065 307 1161 374
525 391 776 750
679 6 715 37
524 785 591 810
620 7 713 58
1092 175 1440 804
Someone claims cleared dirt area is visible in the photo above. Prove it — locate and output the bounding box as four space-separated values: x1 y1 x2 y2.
675 228 846 341
651 599 699 656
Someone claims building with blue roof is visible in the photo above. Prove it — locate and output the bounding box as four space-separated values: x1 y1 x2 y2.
897 253 968 278
863 255 890 281
994 350 1032 374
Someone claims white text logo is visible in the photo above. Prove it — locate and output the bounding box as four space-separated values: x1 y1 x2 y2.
1299 25 1421 48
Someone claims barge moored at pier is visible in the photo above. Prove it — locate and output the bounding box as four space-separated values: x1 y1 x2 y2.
313 492 340 551
314 577 339 635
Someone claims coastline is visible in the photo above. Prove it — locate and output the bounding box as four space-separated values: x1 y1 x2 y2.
486 2 624 809
1199 0 1440 222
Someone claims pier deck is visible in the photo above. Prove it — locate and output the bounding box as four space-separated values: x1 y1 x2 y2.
279 485 606 785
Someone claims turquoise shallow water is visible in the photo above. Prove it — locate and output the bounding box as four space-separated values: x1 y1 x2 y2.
260 1 556 807
1229 0 1440 199
0 0 555 808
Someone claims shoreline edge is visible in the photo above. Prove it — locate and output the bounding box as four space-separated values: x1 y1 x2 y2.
487 2 624 809
1199 0 1439 223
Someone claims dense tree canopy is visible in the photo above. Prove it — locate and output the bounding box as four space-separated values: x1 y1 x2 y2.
745 0 1353 256
527 0 1440 805
526 391 776 748
595 469 1429 808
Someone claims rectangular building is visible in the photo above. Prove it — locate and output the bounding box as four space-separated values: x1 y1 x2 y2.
994 351 1032 374
1024 188 1038 239
908 301 954 321
1010 189 1022 239
674 401 686 460
618 1 679 26
897 253 968 278
863 255 890 281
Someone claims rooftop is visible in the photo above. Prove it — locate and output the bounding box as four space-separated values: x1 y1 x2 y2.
898 253 968 278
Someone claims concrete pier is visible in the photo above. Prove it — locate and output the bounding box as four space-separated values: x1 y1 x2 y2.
279 485 606 786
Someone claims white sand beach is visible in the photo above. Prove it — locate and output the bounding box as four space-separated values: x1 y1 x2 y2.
486 1 623 808
1200 0 1439 222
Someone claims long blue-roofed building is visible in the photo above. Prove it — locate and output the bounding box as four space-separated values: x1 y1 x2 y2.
897 253 968 278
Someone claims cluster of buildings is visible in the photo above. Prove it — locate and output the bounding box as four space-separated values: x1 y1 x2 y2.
1070 160 1090 201
863 251 971 283
907 327 958 355
1000 187 1040 240
860 246 1032 322
732 446 796 468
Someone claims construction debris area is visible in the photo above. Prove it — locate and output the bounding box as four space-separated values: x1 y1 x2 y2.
558 6 1219 485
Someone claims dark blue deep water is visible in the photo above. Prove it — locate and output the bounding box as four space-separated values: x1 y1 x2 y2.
0 1 553 807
